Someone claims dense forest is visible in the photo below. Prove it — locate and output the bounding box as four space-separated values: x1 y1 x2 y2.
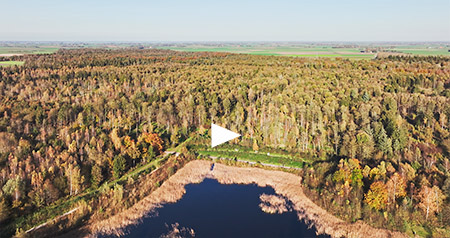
0 49 449 237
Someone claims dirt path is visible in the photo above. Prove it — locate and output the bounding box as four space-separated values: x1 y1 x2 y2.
25 207 80 234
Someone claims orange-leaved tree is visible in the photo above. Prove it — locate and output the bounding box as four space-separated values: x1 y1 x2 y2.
365 181 388 210
138 132 164 159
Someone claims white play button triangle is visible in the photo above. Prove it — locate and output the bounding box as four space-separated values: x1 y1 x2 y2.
211 123 241 147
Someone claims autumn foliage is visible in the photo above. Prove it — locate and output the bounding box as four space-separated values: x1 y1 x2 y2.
0 49 448 237
138 132 164 156
365 181 388 210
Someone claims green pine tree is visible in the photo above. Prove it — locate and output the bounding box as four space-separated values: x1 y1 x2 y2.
113 155 126 179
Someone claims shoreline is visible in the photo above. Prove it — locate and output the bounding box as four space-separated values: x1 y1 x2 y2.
87 160 408 238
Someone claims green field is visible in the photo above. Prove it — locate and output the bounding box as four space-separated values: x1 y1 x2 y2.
1 43 447 59
192 144 307 168
285 54 375 59
0 46 59 55
198 150 305 168
157 45 375 59
0 61 24 66
390 48 449 56
157 43 450 59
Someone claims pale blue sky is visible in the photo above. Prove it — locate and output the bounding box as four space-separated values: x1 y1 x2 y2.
1 0 449 41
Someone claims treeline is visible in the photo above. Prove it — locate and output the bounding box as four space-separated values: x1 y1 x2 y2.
0 49 449 236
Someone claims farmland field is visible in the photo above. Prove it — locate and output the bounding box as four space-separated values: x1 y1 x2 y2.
0 46 59 55
157 43 450 59
0 43 448 59
0 60 24 66
157 45 376 59
389 48 449 56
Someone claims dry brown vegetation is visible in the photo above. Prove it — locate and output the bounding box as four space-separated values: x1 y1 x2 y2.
86 160 409 238
159 223 195 238
259 194 290 214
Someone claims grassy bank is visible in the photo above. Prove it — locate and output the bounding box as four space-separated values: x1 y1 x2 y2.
190 143 309 169
197 149 305 168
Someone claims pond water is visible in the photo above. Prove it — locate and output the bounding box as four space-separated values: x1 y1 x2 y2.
120 178 328 238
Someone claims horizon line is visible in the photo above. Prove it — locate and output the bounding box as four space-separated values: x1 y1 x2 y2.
1 40 449 44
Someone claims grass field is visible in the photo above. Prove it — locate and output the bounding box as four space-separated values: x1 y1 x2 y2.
283 54 375 59
0 61 24 66
192 144 307 168
0 46 59 55
198 150 305 168
157 45 376 59
0 43 447 59
157 43 450 59
389 48 449 56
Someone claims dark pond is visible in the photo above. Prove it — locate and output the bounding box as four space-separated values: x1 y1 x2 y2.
118 178 328 238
